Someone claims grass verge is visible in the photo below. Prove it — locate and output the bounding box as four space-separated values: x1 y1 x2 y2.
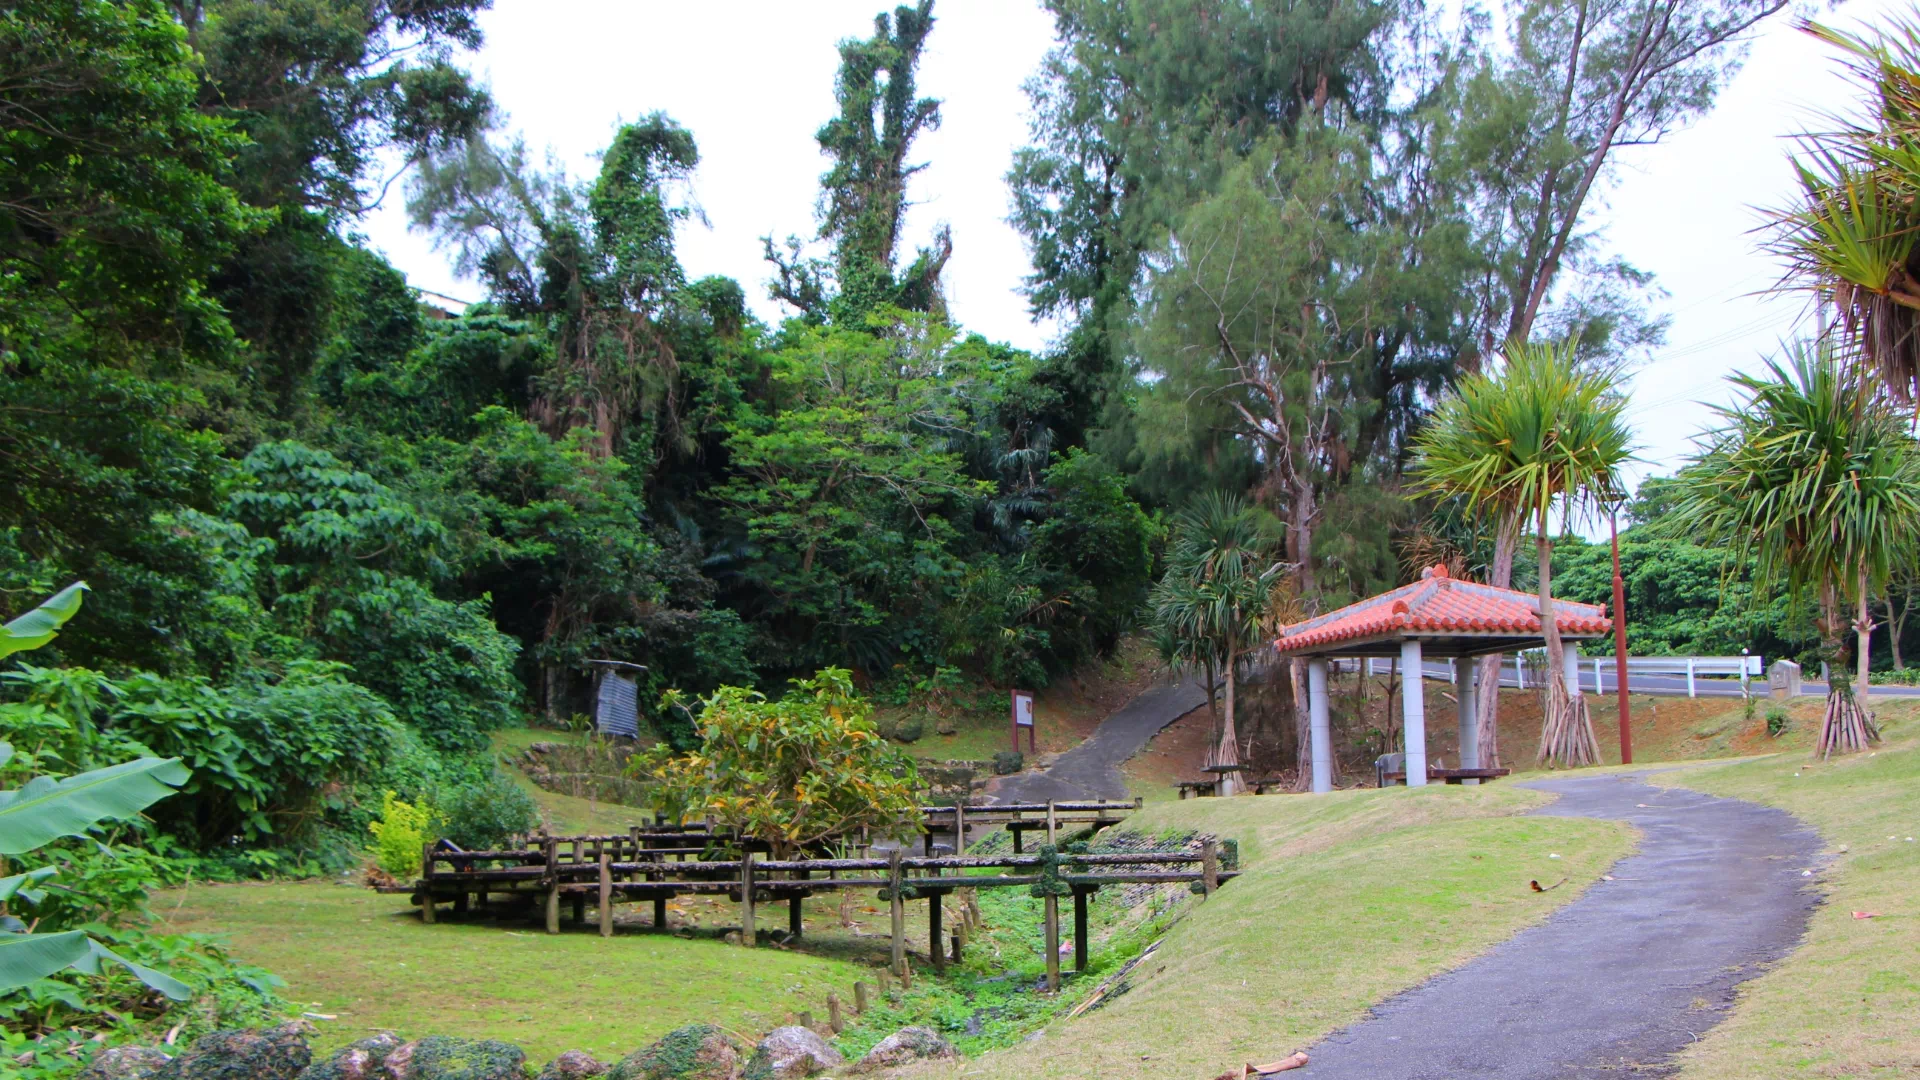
1656 727 1920 1078
904 782 1632 1080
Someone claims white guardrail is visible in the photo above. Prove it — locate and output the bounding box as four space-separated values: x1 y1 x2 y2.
1331 653 1766 698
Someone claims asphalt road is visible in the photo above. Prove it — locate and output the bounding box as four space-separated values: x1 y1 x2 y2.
988 677 1211 803
1297 773 1822 1079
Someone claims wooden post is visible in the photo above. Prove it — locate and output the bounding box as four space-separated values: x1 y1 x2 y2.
741 852 756 947
598 853 613 938
929 891 945 974
1073 887 1089 973
1201 839 1219 897
888 848 905 977
951 928 963 964
790 868 808 940
1046 801 1057 844
798 1011 813 1031
877 970 891 999
827 992 843 1033
854 981 869 1014
420 841 436 924
544 837 559 934
953 803 966 856
570 892 585 926
1044 893 1060 992
653 895 668 930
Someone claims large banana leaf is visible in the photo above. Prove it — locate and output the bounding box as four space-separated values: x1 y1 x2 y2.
0 752 189 855
0 931 192 999
0 583 87 660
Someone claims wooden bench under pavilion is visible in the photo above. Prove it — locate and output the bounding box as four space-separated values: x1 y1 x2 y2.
1272 564 1611 792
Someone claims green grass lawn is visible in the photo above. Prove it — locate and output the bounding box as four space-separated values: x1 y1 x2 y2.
1656 729 1920 1079
908 782 1632 1080
152 882 871 1065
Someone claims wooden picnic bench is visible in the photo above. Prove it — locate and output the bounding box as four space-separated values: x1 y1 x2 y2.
1177 775 1287 798
1379 767 1511 785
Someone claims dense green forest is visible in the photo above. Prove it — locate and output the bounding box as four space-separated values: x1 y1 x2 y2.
6 0 1874 873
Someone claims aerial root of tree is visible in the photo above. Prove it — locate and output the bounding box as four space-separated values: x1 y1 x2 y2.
1817 690 1881 759
1536 680 1601 767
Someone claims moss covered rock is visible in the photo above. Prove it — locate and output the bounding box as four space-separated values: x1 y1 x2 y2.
533 1051 606 1080
852 1026 954 1072
300 1032 404 1080
161 1022 313 1080
382 1036 527 1080
77 1046 173 1080
742 1027 841 1079
606 1024 745 1080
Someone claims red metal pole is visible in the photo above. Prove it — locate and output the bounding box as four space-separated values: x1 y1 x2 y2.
1611 509 1633 765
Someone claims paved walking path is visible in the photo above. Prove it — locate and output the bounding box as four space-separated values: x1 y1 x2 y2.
1299 773 1822 1079
989 678 1211 803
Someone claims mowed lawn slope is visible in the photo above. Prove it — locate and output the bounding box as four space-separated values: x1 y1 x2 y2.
912 782 1633 1080
1660 725 1920 1079
152 881 869 1064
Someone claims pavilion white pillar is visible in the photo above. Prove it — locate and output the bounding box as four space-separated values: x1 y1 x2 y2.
1308 658 1332 794
1456 654 1479 777
1562 642 1583 698
1401 639 1427 787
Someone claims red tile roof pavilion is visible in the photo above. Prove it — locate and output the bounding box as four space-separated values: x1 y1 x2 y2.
1272 563 1611 659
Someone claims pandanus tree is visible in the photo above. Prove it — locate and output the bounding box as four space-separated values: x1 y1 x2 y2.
1670 346 1920 757
1149 494 1284 794
1771 15 1920 405
1412 340 1633 767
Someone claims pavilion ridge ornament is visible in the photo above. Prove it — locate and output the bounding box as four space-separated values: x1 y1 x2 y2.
1272 565 1611 792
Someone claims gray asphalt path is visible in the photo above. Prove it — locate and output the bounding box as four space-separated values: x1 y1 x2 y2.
989 678 1211 803
1299 773 1822 1079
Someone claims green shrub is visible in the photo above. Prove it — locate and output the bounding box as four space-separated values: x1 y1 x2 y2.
368 791 436 877
438 771 539 851
991 750 1023 775
1765 705 1791 738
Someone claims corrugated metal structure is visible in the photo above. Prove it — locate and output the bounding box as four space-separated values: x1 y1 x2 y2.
589 661 646 739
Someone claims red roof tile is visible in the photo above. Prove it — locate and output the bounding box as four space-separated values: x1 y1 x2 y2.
1273 564 1610 655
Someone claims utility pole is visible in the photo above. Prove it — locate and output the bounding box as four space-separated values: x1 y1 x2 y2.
1611 508 1632 764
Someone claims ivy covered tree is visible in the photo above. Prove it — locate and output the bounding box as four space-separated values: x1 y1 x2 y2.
766 1 951 326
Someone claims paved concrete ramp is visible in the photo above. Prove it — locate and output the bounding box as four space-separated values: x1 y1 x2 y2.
990 678 1212 803
1300 774 1821 1079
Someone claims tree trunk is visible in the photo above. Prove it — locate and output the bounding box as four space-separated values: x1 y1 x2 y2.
1817 579 1879 757
1857 566 1875 706
1534 508 1599 766
1290 658 1311 790
1886 593 1905 672
1472 516 1519 768
1219 646 1240 797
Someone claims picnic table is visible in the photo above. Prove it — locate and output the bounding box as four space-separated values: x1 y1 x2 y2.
1379 767 1511 786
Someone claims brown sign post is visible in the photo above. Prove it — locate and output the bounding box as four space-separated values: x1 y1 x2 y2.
1011 689 1035 753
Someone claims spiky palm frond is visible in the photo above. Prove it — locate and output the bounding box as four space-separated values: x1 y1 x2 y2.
1773 15 1920 402
1409 340 1634 529
1669 342 1920 608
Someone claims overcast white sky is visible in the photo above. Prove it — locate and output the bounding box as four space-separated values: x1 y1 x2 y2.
356 0 1911 492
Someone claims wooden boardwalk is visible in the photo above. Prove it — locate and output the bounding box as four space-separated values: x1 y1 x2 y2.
398 800 1238 990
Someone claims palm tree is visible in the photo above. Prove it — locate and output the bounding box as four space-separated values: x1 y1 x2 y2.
1669 345 1920 757
1412 340 1633 767
1150 494 1284 794
1772 15 1920 403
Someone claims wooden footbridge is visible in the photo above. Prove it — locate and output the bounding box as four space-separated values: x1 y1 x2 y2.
398 800 1239 990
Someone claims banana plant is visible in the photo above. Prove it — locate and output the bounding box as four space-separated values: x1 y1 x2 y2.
0 583 192 998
